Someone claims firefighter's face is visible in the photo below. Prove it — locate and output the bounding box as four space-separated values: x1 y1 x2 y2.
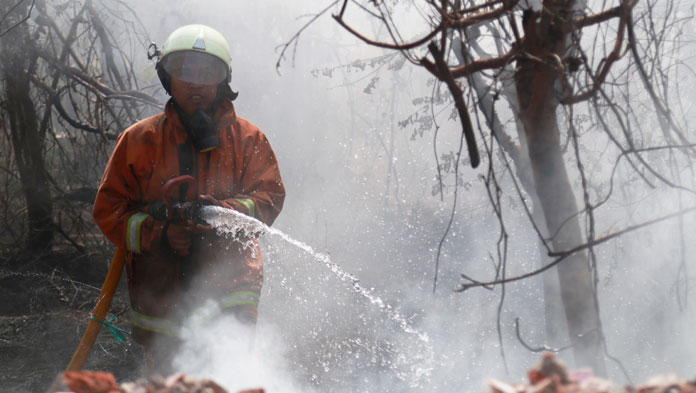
166 52 226 114
170 76 218 114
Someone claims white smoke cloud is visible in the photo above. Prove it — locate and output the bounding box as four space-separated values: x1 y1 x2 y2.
172 313 315 393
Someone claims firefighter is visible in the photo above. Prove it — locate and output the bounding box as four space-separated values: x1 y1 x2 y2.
93 24 285 375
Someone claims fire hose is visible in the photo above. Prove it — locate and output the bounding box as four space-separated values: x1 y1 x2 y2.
66 175 203 371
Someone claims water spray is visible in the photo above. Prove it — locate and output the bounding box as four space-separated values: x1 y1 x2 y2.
199 205 435 387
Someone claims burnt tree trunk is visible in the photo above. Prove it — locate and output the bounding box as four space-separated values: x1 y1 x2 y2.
0 5 54 252
514 3 606 374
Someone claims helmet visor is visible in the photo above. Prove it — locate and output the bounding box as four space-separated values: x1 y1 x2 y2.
163 51 228 85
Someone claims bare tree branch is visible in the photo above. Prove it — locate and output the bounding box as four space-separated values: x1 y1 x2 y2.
0 0 35 38
422 42 480 167
562 0 634 104
456 205 696 292
34 47 160 107
449 0 518 29
276 0 341 72
574 1 637 28
333 14 443 51
451 48 517 78
29 75 118 140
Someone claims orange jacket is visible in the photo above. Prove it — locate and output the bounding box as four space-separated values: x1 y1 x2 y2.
93 99 284 341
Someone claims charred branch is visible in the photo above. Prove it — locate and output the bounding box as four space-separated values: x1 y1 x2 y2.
456 204 696 292
34 48 159 107
422 42 480 168
562 0 634 104
451 48 517 78
37 4 89 73
448 0 511 18
575 1 637 28
333 14 443 51
449 0 518 29
515 318 567 353
85 1 139 123
626 10 695 151
0 0 151 253
30 75 118 140
276 0 340 72
0 0 35 38
37 5 89 144
331 1 518 52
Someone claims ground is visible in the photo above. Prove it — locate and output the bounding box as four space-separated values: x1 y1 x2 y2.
0 250 145 393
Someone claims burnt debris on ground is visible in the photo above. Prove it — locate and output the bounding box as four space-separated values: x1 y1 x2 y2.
0 251 144 393
486 353 696 393
3 251 696 393
43 353 696 393
47 371 264 393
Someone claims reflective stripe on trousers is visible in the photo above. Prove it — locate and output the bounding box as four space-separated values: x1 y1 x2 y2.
129 291 260 337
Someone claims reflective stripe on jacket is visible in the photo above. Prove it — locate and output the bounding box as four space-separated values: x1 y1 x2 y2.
94 99 285 251
93 98 284 343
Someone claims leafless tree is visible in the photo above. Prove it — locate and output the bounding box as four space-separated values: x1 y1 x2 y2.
281 0 696 376
0 0 158 254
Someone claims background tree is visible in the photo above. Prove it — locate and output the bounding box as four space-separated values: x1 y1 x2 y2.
0 0 157 254
283 0 696 375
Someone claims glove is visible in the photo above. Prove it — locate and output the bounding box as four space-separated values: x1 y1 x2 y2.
137 216 167 255
148 199 211 223
166 222 193 255
165 219 215 255
146 200 168 221
197 194 222 207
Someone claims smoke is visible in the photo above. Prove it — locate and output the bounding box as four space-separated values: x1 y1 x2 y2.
118 0 696 392
172 315 312 393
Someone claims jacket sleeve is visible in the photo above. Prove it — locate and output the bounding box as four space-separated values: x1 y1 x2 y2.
220 129 285 226
93 131 166 254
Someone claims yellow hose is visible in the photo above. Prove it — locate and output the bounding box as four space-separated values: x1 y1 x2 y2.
66 247 126 372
